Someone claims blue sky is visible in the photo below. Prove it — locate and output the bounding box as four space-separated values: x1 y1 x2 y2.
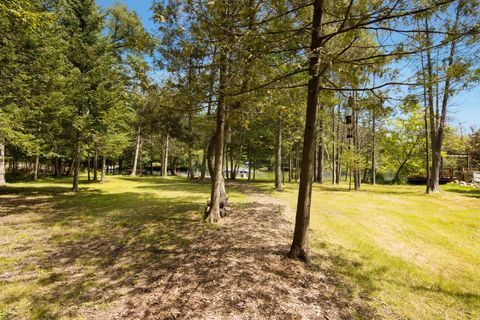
96 0 479 130
96 0 156 32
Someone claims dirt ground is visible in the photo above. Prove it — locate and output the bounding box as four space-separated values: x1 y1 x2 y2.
96 189 365 320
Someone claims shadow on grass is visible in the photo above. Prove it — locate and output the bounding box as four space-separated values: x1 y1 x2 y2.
311 184 424 196
308 240 382 319
310 239 480 319
444 186 480 198
0 178 209 318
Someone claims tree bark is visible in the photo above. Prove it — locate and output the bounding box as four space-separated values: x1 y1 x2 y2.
288 148 293 183
170 158 178 176
200 144 207 180
187 55 196 180
54 157 60 177
274 119 283 191
350 97 360 191
87 156 91 181
0 142 6 186
206 49 227 223
34 155 39 181
188 147 195 179
229 146 235 180
331 105 337 185
317 106 324 184
248 144 252 182
425 4 460 193
424 106 430 193
162 132 169 177
100 156 106 184
335 104 342 184
72 134 81 192
289 0 324 262
93 144 98 181
131 127 141 176
355 110 361 190
393 137 419 183
206 131 227 213
371 110 376 185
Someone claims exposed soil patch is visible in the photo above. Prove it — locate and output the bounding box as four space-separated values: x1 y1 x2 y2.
102 187 363 320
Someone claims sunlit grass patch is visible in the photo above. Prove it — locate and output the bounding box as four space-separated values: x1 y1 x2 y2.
270 181 480 320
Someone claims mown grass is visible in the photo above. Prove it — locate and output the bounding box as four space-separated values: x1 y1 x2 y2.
0 176 246 319
263 181 480 320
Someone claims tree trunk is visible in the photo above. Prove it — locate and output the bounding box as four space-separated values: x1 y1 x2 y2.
355 111 361 190
188 149 195 179
131 127 141 176
170 158 178 176
206 131 227 215
393 138 419 183
425 18 438 192
162 132 169 177
317 130 324 184
87 156 91 181
274 120 283 191
230 146 235 180
206 50 227 223
289 0 324 262
34 155 39 181
93 145 98 181
424 106 430 194
72 135 81 192
426 4 460 193
335 104 342 184
288 148 293 183
331 105 337 185
0 142 6 186
224 141 229 180
188 119 195 180
67 157 75 176
248 144 252 182
54 157 60 177
350 97 360 191
393 159 409 184
200 144 207 180
295 144 299 183
371 110 376 185
100 156 106 184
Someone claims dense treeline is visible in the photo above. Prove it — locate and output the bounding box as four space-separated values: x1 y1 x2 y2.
1 0 478 259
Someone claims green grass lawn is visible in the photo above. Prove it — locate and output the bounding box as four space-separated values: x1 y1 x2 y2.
264 181 480 320
0 176 246 319
2 176 479 319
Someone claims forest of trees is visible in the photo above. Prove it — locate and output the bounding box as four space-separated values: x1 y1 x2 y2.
1 0 479 260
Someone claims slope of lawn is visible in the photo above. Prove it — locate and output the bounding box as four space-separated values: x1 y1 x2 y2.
0 176 246 319
267 182 480 320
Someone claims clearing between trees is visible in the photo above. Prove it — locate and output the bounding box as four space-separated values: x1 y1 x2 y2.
1 177 365 319
1 177 479 319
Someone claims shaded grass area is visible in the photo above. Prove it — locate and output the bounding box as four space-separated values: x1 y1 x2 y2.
0 176 246 319
264 181 480 320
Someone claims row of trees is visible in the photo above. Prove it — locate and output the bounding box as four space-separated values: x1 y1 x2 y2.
1 0 478 260
151 0 478 259
0 0 153 189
